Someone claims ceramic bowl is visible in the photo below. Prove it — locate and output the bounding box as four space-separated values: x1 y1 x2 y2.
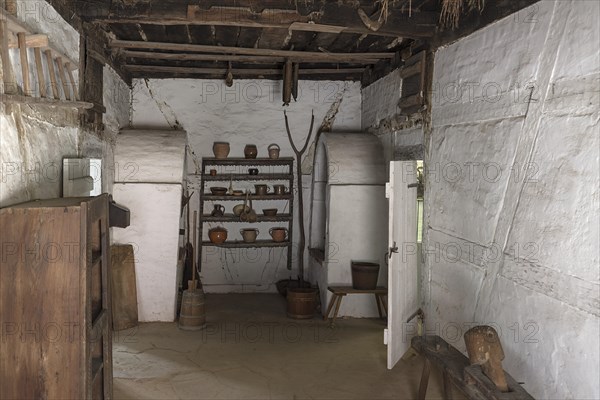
233 204 251 216
262 208 278 217
210 187 228 195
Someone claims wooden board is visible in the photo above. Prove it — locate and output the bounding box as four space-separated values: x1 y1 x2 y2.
0 205 83 398
110 245 138 331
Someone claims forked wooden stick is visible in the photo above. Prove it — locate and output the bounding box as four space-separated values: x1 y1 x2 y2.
284 110 315 285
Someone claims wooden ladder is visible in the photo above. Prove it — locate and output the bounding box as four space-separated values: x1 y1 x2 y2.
0 10 92 109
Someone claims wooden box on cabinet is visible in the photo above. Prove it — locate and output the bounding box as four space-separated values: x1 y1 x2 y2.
0 195 113 399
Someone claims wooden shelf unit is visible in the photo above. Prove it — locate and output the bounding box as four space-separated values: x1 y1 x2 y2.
0 195 113 399
198 156 294 271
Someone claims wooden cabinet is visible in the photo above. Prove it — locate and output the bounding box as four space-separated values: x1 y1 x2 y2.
0 195 112 399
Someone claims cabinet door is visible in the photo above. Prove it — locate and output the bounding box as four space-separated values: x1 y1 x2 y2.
86 196 113 400
0 207 83 398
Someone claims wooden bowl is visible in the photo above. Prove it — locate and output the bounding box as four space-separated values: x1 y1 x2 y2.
262 208 278 217
210 187 228 195
232 190 244 196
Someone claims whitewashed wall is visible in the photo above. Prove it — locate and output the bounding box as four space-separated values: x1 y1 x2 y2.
425 2 599 399
0 2 131 207
131 79 361 293
0 1 79 207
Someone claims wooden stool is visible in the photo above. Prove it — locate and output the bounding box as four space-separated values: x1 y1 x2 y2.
323 286 388 323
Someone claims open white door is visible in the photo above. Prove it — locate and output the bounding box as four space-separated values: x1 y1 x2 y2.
386 160 419 369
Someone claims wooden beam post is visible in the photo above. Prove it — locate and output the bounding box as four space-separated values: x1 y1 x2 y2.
44 50 59 99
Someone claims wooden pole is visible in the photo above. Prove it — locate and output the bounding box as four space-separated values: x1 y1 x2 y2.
56 56 71 100
66 62 78 100
191 210 198 290
44 50 59 99
33 47 46 98
0 20 16 94
17 32 30 96
284 111 315 285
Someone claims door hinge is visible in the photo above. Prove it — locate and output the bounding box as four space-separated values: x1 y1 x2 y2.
388 242 398 258
383 328 389 345
385 182 392 199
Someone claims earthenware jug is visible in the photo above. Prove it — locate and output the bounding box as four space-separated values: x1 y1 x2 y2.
211 204 225 217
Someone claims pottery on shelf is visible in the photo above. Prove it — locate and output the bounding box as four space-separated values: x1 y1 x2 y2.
240 228 259 243
233 204 251 216
213 142 230 159
262 208 278 217
210 204 225 217
268 144 280 159
244 144 258 159
272 184 286 195
208 227 228 244
269 227 288 242
254 184 269 195
210 187 228 195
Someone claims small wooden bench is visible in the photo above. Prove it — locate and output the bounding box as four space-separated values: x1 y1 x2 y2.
323 286 388 323
411 335 535 400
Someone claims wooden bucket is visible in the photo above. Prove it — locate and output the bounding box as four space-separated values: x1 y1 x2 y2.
286 288 317 319
178 289 206 330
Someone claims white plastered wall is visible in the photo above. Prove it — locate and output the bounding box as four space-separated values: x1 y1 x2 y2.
131 79 362 293
424 2 599 399
0 2 131 207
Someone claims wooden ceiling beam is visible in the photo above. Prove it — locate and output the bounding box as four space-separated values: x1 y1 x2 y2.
121 50 382 65
111 40 395 62
90 5 436 38
124 64 365 76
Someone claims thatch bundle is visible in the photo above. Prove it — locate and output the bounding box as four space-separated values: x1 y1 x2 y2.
440 0 485 29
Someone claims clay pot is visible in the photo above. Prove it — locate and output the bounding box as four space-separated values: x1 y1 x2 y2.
208 227 228 244
213 142 230 159
269 227 288 242
244 144 258 159
254 184 269 195
240 228 259 243
268 143 280 159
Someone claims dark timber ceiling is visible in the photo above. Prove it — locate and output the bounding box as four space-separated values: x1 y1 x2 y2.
68 0 539 82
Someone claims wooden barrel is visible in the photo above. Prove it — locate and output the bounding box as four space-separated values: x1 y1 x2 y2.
178 289 206 330
286 288 317 319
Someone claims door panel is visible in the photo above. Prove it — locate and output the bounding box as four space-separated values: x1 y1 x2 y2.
387 160 419 369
